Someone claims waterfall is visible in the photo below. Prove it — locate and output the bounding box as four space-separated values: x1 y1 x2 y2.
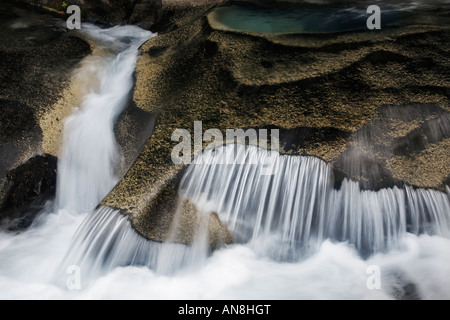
1 19 449 299
0 24 156 294
61 144 450 281
180 145 450 260
55 25 153 213
59 206 209 284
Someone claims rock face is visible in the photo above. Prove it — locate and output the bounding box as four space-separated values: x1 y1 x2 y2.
332 104 450 191
0 155 57 230
0 1 91 225
15 0 162 29
99 2 449 245
0 100 43 184
14 0 228 30
74 0 161 29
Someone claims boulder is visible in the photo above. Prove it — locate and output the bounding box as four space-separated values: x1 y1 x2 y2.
0 154 57 230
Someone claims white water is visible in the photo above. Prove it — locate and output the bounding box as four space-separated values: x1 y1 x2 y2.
56 24 153 213
2 210 450 299
1 24 450 300
54 146 450 299
53 145 450 299
0 24 155 299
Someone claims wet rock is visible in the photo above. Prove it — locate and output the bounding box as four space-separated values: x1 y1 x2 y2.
130 172 232 248
0 100 43 185
332 104 450 190
385 269 422 300
114 102 158 178
14 0 162 28
0 1 90 227
0 1 91 160
0 154 57 230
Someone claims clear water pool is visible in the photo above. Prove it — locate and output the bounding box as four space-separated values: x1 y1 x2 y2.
210 4 443 34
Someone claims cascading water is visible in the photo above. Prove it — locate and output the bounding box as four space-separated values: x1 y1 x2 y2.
59 206 208 284
0 24 156 298
179 145 450 260
1 21 450 299
56 25 154 213
57 143 450 299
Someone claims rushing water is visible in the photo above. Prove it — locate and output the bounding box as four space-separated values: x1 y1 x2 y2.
56 24 153 214
0 24 156 299
54 145 450 299
0 20 450 299
180 146 450 259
